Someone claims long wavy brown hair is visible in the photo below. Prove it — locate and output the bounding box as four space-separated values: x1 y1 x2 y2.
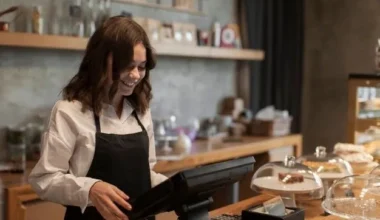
62 16 156 115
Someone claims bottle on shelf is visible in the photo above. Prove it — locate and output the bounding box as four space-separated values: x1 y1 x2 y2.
375 38 380 73
82 0 96 37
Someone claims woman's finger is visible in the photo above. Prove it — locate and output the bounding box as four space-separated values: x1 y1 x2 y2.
110 190 132 211
101 196 128 219
112 186 129 200
96 199 116 220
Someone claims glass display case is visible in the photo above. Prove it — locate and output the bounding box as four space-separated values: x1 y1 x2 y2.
322 174 380 219
250 155 324 207
297 146 353 193
348 73 380 144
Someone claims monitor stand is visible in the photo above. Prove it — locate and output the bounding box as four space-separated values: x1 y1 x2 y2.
175 197 214 220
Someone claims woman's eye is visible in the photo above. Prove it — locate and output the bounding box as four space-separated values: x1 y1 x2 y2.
138 66 146 71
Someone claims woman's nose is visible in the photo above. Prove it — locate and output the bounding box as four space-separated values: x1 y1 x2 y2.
129 67 140 80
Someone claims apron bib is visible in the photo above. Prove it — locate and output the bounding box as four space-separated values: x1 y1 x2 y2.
64 110 153 220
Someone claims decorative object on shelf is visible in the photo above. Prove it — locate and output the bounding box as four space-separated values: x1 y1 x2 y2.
160 23 174 43
197 30 210 46
0 6 19 32
182 23 197 45
172 22 197 45
172 22 184 43
120 10 132 17
146 18 161 43
133 17 161 43
212 22 221 47
173 0 194 11
375 38 380 72
249 106 292 137
220 23 241 49
220 97 245 120
173 129 192 154
83 0 97 37
68 0 84 37
48 0 61 35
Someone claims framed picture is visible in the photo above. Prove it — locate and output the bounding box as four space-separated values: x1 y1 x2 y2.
172 22 197 46
160 23 175 44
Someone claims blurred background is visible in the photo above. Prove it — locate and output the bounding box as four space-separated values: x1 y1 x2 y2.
1 0 380 219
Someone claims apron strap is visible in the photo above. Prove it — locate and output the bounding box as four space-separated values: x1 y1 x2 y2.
132 110 146 132
93 113 101 132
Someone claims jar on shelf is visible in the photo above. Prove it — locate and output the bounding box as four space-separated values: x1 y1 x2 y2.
6 126 27 173
32 5 43 34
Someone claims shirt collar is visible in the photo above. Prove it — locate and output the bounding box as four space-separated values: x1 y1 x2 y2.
102 98 134 121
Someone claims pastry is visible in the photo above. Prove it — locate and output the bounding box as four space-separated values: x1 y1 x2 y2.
334 142 378 174
333 143 373 163
334 143 366 155
278 172 304 184
302 161 341 173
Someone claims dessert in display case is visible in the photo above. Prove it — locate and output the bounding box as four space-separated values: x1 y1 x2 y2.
322 174 380 219
250 155 324 207
370 165 380 176
333 143 378 174
297 146 353 193
348 74 380 144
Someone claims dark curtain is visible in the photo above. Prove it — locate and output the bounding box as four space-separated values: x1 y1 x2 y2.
241 0 304 133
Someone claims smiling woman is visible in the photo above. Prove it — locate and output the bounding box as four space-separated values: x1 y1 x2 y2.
28 16 167 220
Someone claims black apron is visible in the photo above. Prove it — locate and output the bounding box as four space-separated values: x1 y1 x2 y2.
64 110 153 220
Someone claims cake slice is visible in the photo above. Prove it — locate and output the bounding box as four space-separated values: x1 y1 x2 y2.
278 172 304 184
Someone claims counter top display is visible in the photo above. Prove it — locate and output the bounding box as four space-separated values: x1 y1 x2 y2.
251 155 324 208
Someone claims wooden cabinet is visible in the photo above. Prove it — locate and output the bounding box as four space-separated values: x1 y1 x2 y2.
347 73 380 144
6 185 65 220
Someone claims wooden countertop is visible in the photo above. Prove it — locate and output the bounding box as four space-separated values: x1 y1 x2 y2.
154 134 302 173
209 195 338 220
156 194 338 220
0 134 302 189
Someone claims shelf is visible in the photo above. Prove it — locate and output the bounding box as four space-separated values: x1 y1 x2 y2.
112 0 205 16
0 32 265 61
355 118 380 131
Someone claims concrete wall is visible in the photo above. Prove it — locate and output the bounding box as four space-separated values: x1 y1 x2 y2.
0 0 238 159
302 0 380 153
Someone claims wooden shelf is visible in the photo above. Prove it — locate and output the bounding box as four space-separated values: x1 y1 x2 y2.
112 0 205 16
0 32 265 61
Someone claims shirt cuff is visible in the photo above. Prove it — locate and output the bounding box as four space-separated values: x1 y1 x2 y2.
79 178 102 213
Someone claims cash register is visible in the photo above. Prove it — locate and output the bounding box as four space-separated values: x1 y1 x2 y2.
124 156 255 220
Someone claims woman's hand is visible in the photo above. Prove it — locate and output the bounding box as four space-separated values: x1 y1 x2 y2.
89 181 132 220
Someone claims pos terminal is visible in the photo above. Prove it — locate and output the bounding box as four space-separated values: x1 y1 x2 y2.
123 156 255 220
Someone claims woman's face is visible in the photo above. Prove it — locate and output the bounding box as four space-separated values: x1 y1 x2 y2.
109 42 147 97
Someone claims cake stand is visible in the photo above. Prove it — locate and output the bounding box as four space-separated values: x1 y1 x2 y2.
297 146 353 194
251 155 324 207
322 174 380 219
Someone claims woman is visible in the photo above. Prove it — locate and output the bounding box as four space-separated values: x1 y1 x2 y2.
28 16 167 220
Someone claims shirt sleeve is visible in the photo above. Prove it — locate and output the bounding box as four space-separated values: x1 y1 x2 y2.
28 102 101 213
146 110 168 187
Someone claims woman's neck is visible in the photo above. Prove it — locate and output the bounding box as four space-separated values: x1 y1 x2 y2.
112 94 124 118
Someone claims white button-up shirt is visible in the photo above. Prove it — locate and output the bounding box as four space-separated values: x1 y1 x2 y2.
28 99 167 212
